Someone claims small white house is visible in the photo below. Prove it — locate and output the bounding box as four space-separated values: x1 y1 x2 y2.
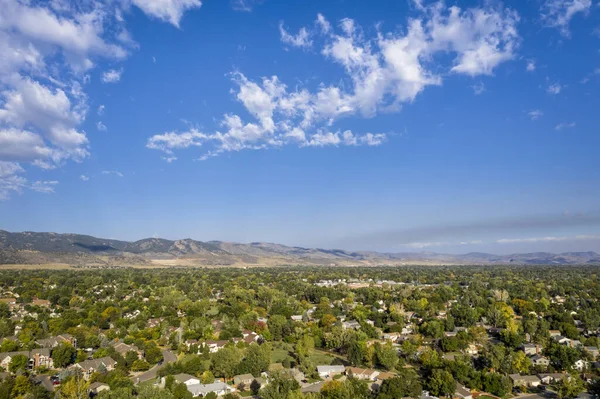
317 365 345 379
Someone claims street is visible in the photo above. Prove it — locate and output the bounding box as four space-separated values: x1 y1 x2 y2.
131 349 177 384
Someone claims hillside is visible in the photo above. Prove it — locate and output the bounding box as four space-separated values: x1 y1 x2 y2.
0 230 599 267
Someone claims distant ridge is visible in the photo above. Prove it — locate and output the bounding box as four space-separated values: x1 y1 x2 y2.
1 230 599 267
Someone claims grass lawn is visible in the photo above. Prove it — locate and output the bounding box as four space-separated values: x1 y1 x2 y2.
271 347 291 363
308 351 336 365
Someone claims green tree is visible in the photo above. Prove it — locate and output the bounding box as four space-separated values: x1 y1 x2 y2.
427 369 456 397
259 370 300 399
377 371 422 399
52 343 77 368
557 375 584 399
211 346 241 380
375 342 398 371
9 354 29 373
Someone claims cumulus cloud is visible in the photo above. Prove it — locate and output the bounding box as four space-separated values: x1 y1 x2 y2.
80 174 89 181
97 121 107 131
101 68 123 83
150 3 519 162
541 0 592 37
547 83 562 94
130 0 202 27
526 60 536 72
279 23 312 49
97 105 105 115
0 0 200 199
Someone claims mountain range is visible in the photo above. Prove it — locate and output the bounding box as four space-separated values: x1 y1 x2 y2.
1 230 599 267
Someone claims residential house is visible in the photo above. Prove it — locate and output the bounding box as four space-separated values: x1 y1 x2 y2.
290 315 303 322
549 330 562 337
0 349 53 370
112 342 143 359
522 343 542 356
575 359 589 371
342 320 361 330
509 374 541 387
89 382 110 396
146 318 164 329
530 354 550 368
233 374 254 387
584 346 599 359
173 373 200 386
346 367 379 381
31 298 50 308
454 385 473 399
71 357 116 380
317 365 345 379
538 373 569 384
186 382 236 397
200 340 228 353
36 334 77 349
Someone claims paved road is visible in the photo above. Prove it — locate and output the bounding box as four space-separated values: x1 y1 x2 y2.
131 349 177 384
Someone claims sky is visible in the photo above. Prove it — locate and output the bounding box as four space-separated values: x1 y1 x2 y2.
1 0 600 255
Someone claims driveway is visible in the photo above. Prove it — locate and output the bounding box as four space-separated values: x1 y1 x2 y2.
131 349 177 384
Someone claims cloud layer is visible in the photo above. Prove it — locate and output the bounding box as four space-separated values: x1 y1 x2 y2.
147 2 521 161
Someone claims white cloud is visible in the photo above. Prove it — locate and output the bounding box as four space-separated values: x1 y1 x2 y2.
471 82 485 95
497 234 600 244
131 0 202 27
528 109 543 120
97 105 105 115
97 121 107 131
279 23 312 49
231 0 261 12
101 68 123 83
316 14 331 34
80 174 89 181
30 180 58 193
541 0 592 37
555 122 576 130
0 0 200 199
404 241 447 249
526 60 536 72
148 3 519 161
547 83 562 95
101 170 124 177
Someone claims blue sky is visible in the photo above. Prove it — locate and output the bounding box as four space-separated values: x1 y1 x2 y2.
1 0 600 254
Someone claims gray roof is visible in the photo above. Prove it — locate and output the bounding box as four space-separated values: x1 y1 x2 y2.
187 382 233 396
73 356 115 371
173 373 197 384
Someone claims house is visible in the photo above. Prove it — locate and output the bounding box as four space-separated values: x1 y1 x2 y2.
382 332 401 342
522 343 542 356
71 357 116 380
146 318 164 329
342 320 361 330
574 359 589 371
200 340 228 353
549 330 562 337
0 349 53 370
88 382 110 396
186 382 236 397
584 346 599 359
538 373 568 384
346 367 379 381
112 342 143 359
317 365 345 379
454 385 473 399
290 315 303 322
509 374 541 387
31 298 50 307
173 373 200 386
465 344 478 356
36 334 77 349
233 374 255 387
530 354 550 368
